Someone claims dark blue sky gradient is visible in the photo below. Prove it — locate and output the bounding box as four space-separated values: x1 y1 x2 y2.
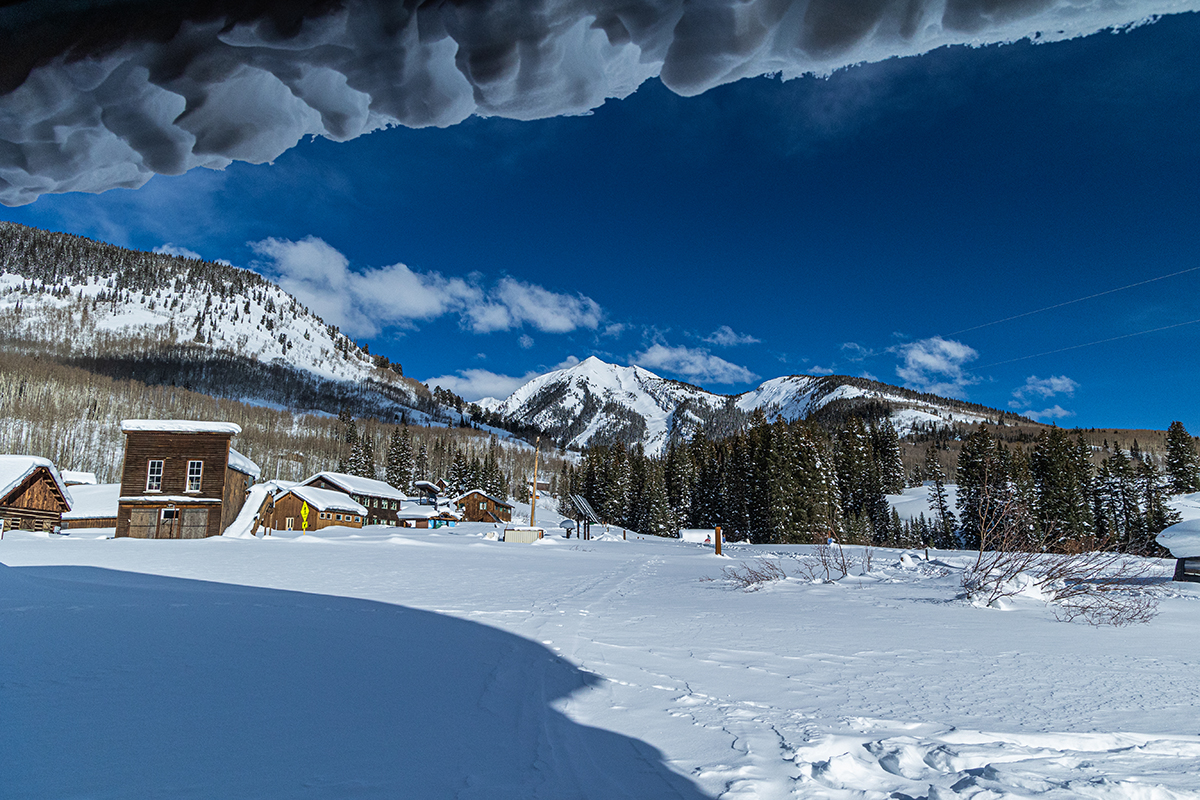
4 12 1199 432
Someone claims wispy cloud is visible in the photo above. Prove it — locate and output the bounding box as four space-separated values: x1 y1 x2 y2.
703 325 760 347
893 336 979 398
1010 375 1079 407
841 342 876 362
251 236 602 339
1024 405 1075 421
633 343 758 384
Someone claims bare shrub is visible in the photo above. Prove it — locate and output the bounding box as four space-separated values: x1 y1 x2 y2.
812 541 853 581
961 472 1160 626
719 559 787 591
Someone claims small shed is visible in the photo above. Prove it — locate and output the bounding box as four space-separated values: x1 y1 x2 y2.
0 456 73 533
503 526 544 544
263 486 366 533
62 470 99 486
61 483 120 529
1157 519 1200 583
454 489 513 523
395 501 460 528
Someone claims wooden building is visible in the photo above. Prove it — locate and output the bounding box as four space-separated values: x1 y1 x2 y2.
261 486 366 533
454 489 513 523
61 483 120 530
300 472 408 527
395 501 460 529
0 456 73 533
115 420 260 539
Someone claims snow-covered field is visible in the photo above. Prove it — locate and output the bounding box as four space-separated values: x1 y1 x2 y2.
3 526 1199 799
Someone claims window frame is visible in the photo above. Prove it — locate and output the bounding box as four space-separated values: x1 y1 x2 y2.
146 460 164 492
185 460 203 493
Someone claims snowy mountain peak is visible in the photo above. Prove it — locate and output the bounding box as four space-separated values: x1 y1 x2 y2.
489 356 1022 454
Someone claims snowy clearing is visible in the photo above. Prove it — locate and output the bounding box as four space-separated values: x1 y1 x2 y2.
2 527 1198 799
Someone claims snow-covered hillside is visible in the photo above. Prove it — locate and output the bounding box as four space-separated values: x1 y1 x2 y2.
0 221 440 422
488 356 1012 455
3 529 1197 798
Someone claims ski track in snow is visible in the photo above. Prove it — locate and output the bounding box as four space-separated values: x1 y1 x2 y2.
2 529 1199 799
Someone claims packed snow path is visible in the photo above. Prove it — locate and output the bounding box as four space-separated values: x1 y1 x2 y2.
2 527 1199 798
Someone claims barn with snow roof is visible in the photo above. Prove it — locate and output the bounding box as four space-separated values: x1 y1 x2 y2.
263 486 366 533
454 489 513 523
299 472 407 527
115 420 260 539
0 455 73 533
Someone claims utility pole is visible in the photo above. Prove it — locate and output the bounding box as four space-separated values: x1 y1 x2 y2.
530 436 540 528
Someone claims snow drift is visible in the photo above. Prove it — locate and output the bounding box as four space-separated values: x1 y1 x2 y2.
2 0 1196 205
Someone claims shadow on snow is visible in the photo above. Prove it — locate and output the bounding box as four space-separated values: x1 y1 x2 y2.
0 563 710 799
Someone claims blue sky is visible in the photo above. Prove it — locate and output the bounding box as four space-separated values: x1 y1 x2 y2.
3 10 1199 433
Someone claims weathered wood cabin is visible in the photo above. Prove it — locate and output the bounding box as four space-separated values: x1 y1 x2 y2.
299 472 408 527
115 420 259 539
0 456 73 533
262 486 366 533
454 489 513 523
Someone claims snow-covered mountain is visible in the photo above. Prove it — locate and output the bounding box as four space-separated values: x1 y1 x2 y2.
485 356 1021 454
0 221 441 422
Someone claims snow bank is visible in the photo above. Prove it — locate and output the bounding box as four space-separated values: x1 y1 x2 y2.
61 484 119 521
222 484 274 538
1157 517 1200 558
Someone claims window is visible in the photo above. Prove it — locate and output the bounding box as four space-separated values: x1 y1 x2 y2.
286 517 294 531
373 498 379 508
354 516 361 523
391 501 397 510
161 508 179 520
146 460 163 492
335 514 342 521
186 460 203 492
479 502 487 510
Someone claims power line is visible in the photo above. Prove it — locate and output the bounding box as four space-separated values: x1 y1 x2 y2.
948 264 1200 336
979 316 1200 368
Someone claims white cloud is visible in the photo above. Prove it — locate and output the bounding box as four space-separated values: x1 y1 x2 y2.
633 343 758 385
893 336 979 398
519 334 535 349
1010 375 1079 407
841 342 875 362
467 278 602 334
426 357 580 402
807 365 835 376
1024 405 1075 421
426 369 536 402
601 323 627 338
251 236 602 339
703 325 760 347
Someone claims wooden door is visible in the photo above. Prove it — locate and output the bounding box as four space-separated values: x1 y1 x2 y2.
180 509 209 539
128 509 156 539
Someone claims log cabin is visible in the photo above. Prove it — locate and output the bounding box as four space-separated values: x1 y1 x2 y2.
61 483 120 530
454 489 513 523
0 456 72 533
299 472 408 527
115 420 260 539
262 486 366 533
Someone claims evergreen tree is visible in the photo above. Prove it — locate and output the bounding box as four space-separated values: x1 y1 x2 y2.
1030 428 1093 550
871 419 906 494
924 445 957 549
415 442 429 483
448 449 470 496
640 459 675 536
956 426 1005 551
1165 421 1200 494
663 441 694 533
385 428 414 491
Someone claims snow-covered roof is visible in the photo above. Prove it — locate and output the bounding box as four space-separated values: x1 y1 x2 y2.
453 488 513 508
396 502 461 520
119 496 222 504
413 480 441 495
121 419 242 435
227 447 261 478
283 486 368 515
62 484 120 520
301 472 407 502
61 470 98 486
0 455 72 510
1157 518 1200 559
